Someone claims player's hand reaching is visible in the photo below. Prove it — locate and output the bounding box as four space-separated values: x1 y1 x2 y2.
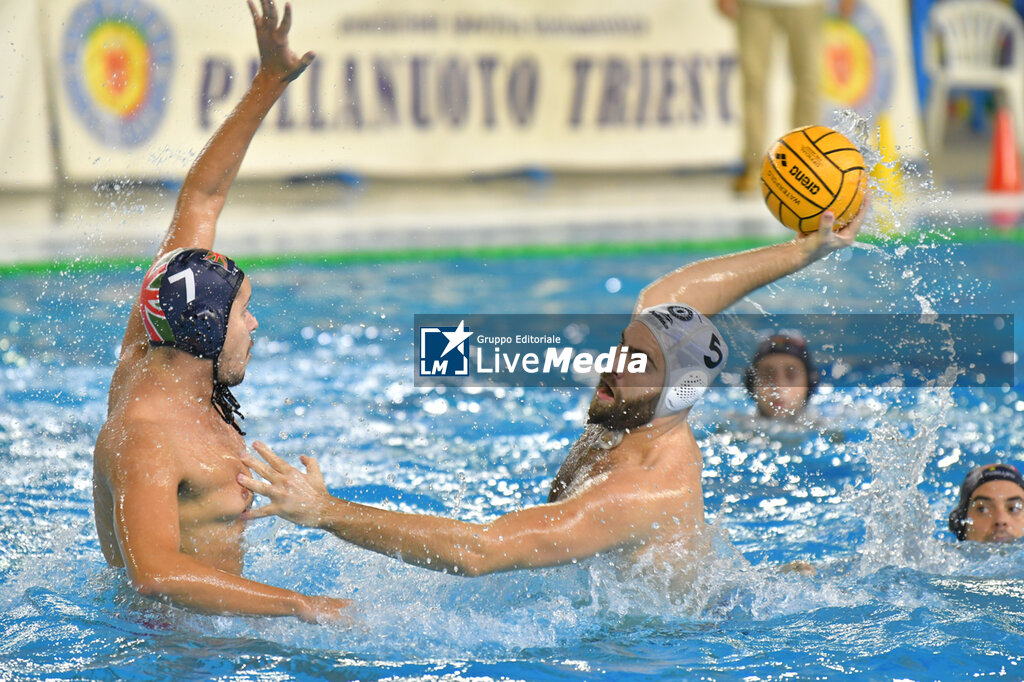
248 0 315 83
796 191 870 265
239 441 333 527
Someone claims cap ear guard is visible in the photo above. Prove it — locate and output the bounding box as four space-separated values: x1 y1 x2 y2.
663 370 710 414
174 306 226 360
948 506 969 541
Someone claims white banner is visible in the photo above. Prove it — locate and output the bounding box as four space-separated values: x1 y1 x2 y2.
1 1 55 190
40 0 923 182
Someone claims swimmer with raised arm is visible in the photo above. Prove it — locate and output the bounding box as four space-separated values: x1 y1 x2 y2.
240 207 869 577
92 1 349 621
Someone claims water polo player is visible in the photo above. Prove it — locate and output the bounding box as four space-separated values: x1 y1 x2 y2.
949 464 1024 543
92 1 349 621
744 332 819 419
239 207 869 578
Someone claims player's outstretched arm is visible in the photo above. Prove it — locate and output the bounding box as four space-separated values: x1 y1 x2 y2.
634 198 869 316
158 0 314 259
119 1 313 354
239 442 679 576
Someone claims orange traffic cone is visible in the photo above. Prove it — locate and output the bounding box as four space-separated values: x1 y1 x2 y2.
987 107 1023 192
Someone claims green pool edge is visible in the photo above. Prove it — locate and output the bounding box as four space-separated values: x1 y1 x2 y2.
1 224 1021 277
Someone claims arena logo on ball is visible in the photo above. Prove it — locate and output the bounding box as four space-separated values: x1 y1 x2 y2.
822 1 892 119
414 315 648 387
61 0 174 147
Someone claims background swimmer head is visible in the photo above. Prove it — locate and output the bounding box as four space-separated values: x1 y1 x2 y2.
743 333 819 418
588 304 727 431
948 463 1024 542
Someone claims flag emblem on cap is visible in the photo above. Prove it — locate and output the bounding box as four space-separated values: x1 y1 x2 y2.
139 250 179 344
203 251 230 269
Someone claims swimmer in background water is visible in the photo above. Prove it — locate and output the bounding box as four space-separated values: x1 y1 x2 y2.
238 202 870 578
92 1 349 621
726 331 844 442
745 333 818 419
948 464 1024 543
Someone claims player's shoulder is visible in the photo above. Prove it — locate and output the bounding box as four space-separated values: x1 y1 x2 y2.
608 450 700 505
95 408 187 478
568 462 686 504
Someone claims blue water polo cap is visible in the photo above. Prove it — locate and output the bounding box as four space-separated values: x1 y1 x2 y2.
140 248 245 360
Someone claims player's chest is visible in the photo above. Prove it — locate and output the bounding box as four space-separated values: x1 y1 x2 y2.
176 434 250 502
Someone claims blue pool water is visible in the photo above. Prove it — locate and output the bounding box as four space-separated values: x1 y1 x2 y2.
2 234 1024 679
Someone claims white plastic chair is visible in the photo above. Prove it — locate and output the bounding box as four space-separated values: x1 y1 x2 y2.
924 0 1024 157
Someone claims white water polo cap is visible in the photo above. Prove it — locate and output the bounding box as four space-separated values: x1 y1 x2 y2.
635 303 728 418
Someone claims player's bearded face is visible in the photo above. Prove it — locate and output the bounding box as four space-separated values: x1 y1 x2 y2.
587 383 659 431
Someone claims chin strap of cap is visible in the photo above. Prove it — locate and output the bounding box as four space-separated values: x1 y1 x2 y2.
211 358 245 435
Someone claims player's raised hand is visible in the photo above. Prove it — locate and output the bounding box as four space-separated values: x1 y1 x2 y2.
796 191 871 265
247 0 315 83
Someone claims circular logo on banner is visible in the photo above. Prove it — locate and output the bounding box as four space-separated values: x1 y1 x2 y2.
62 0 174 147
822 2 892 120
